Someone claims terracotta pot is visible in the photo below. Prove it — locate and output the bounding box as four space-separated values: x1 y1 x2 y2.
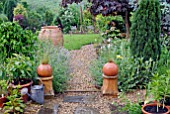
37 64 52 77
142 103 170 114
0 96 7 108
11 79 33 103
22 94 28 103
102 60 118 76
38 26 64 46
12 79 33 93
167 106 170 110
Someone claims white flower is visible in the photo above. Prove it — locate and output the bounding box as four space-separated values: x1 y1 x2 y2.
107 38 112 43
107 44 111 49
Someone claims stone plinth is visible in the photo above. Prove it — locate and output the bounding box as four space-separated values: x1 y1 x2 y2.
38 76 54 96
101 74 118 98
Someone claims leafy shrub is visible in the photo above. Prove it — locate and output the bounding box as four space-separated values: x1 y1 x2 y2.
27 11 43 32
44 10 54 25
89 57 104 87
54 4 80 33
0 14 8 24
6 54 34 81
112 93 142 114
13 3 28 17
34 41 70 93
96 14 124 32
83 9 93 27
156 36 170 74
36 7 54 26
90 39 158 91
0 22 37 61
13 14 27 29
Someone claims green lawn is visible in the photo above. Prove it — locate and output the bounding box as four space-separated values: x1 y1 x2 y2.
63 34 101 50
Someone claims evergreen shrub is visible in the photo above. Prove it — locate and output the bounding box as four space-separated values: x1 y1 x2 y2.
130 0 161 61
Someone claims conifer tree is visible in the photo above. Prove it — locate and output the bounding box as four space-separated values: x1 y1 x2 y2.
130 0 161 61
3 0 17 21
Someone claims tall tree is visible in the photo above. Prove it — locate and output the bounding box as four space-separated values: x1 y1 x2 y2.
130 0 161 61
61 0 137 38
3 0 17 21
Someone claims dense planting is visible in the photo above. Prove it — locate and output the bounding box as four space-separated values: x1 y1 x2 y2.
0 22 37 61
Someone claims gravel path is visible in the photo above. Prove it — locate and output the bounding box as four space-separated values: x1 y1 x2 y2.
67 44 98 91
23 44 146 114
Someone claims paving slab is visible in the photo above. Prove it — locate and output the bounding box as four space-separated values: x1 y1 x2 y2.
38 104 59 114
74 107 100 114
63 95 95 103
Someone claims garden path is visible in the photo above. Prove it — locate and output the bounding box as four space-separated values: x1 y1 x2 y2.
24 44 146 114
44 45 112 114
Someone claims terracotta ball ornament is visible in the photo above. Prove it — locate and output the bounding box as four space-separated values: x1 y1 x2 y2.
102 60 118 76
37 64 52 77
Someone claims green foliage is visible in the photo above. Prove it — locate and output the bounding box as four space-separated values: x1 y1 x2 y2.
44 10 54 26
13 3 28 17
113 93 142 114
54 4 80 33
25 0 61 13
83 9 93 27
36 7 54 26
4 86 25 114
0 80 7 96
0 14 8 24
0 22 37 61
90 39 158 91
130 0 161 61
19 0 29 9
0 2 3 14
6 54 34 81
27 11 43 32
146 71 170 112
34 41 70 93
0 57 6 80
3 0 17 21
64 34 101 50
96 14 124 32
89 57 104 87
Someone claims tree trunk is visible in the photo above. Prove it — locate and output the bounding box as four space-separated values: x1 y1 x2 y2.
123 11 131 39
79 5 84 33
92 15 96 33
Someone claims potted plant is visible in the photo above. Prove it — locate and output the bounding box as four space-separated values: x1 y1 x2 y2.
6 54 34 102
142 71 170 114
3 85 25 114
0 80 8 108
160 70 170 110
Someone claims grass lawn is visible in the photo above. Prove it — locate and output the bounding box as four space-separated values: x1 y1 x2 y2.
64 34 101 50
